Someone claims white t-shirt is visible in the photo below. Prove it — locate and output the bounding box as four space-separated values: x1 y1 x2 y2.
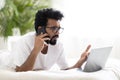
10 32 68 70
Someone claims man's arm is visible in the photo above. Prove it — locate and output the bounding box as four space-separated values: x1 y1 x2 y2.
15 32 49 72
64 45 91 70
15 48 39 72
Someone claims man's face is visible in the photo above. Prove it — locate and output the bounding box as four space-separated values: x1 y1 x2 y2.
45 19 60 45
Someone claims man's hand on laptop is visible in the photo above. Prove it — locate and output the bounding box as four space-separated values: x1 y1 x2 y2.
73 45 91 68
80 45 91 62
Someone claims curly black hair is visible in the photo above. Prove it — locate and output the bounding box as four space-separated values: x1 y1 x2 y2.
34 8 64 33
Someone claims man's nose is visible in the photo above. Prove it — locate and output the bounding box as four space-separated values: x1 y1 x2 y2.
53 29 59 34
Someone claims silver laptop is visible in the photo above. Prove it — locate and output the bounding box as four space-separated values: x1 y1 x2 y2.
83 46 112 72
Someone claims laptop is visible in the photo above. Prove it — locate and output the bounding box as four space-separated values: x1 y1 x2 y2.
83 46 112 72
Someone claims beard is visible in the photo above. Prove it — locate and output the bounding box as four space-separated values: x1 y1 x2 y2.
49 35 59 45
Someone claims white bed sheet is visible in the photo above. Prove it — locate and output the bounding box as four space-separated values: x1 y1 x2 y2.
0 58 120 80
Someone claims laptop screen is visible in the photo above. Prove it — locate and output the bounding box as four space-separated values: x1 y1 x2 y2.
83 46 112 72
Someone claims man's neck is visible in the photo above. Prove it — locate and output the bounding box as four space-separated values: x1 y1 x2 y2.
41 44 48 54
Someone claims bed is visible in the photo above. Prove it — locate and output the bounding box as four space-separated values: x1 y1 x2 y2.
0 58 120 80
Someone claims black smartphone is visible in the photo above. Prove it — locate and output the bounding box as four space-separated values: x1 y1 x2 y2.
36 27 50 44
37 27 46 35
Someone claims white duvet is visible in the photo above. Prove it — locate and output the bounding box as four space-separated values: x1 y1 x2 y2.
0 58 120 80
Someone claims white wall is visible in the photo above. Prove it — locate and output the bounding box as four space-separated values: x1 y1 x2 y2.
52 0 120 58
0 0 120 59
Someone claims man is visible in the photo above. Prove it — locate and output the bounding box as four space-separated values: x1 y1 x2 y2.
11 8 91 72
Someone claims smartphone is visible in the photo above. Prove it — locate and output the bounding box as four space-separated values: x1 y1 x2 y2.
37 27 46 35
36 27 50 44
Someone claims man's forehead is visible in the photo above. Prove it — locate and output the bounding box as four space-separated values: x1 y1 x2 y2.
47 19 60 26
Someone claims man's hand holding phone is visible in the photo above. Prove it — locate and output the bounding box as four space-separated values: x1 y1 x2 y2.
33 27 50 54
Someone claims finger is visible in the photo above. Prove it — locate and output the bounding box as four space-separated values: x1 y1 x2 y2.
87 52 90 56
38 33 49 38
41 33 49 37
85 44 91 52
86 53 90 58
43 37 50 41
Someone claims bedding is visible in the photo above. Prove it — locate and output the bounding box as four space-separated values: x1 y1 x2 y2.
0 58 120 80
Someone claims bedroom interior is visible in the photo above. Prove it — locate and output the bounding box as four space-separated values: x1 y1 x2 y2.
0 0 120 80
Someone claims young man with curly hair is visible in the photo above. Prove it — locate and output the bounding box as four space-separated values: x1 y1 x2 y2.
10 8 91 72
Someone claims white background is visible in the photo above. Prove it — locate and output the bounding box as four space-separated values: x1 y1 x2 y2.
0 0 120 58
52 0 120 58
